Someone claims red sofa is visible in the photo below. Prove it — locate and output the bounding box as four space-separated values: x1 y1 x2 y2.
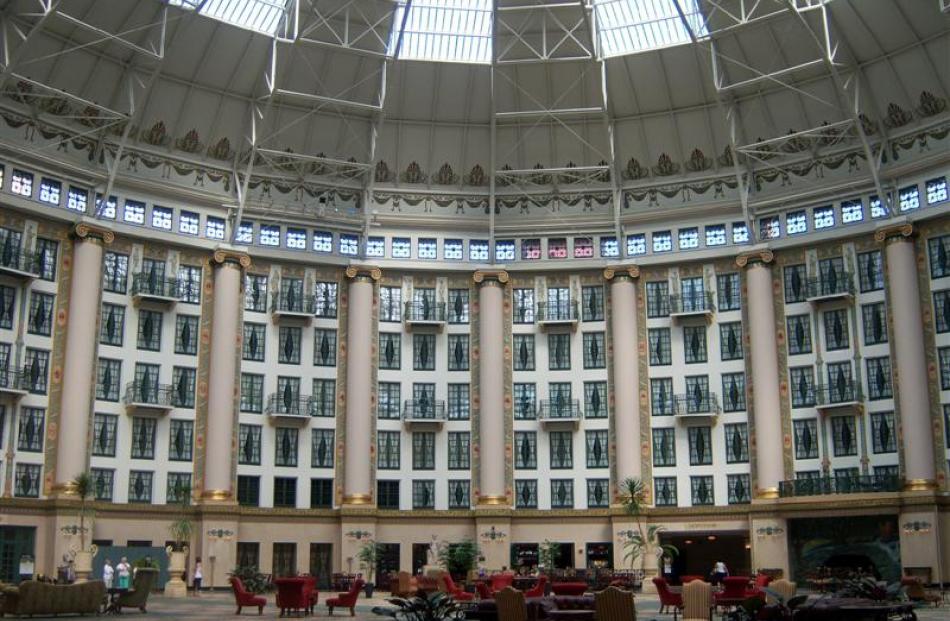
551 582 587 596
715 576 751 609
523 575 548 598
230 577 266 615
327 578 364 616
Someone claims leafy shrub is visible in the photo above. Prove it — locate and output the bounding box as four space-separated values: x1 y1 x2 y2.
372 592 465 621
230 565 272 594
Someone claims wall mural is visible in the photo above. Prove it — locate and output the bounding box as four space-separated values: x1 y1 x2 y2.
788 515 901 583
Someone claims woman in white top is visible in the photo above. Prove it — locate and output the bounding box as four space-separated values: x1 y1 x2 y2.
116 557 132 589
192 557 203 597
711 560 728 585
102 559 114 589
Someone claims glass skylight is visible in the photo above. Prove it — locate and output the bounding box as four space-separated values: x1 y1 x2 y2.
390 0 493 64
594 0 708 57
168 0 289 35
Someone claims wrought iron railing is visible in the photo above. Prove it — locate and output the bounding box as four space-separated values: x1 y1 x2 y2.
266 393 312 417
124 381 174 407
0 248 39 275
403 301 446 322
806 271 854 299
0 366 31 392
402 399 446 420
669 291 716 314
271 291 314 314
538 399 582 420
778 474 901 497
815 381 861 405
674 392 720 415
537 301 578 322
131 273 179 298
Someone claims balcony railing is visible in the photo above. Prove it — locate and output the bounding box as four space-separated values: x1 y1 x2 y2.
402 399 446 425
537 301 578 323
806 272 854 301
674 392 720 416
815 381 861 408
538 399 582 421
404 301 446 323
0 248 39 278
669 292 716 316
124 381 174 409
778 474 901 497
131 273 179 300
271 291 314 315
0 366 30 394
266 393 312 418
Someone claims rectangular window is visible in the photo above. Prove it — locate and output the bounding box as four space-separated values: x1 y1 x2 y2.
365 236 385 258
92 413 118 456
513 383 536 420
857 251 884 292
206 216 226 240
130 417 157 459
927 177 948 204
238 425 262 465
379 333 401 370
136 310 162 351
654 477 677 506
832 416 858 456
447 384 470 420
151 206 173 230
260 225 280 246
377 382 401 419
100 305 126 347
584 382 607 419
690 476 714 506
243 323 266 361
14 464 41 497
275 427 299 467
513 288 535 323
870 196 887 219
240 373 264 413
786 210 807 235
794 419 819 459
732 222 750 244
679 227 699 249
123 199 146 224
705 224 726 247
380 286 402 322
813 206 835 229
721 372 746 413
790 366 816 407
310 479 334 508
727 474 751 504
583 332 605 368
235 222 253 244
245 274 268 312
936 292 950 334
378 431 401 470
574 237 594 258
102 252 129 293
585 430 608 468
521 239 541 260
447 432 470 470
412 480 435 509
719 322 742 361
548 333 571 370
581 286 604 321
412 432 436 470
447 334 469 371
237 476 260 507
96 358 121 402
311 429 334 468
312 379 335 418
784 265 807 303
584 479 609 508
688 426 713 465
166 473 192 504
377 480 400 509
514 432 537 469
683 325 707 363
931 235 950 279
652 428 676 466
273 477 297 508
177 265 202 304
171 367 196 408
91 469 114 501
0 285 14 329
447 289 469 324
600 236 619 258
169 420 193 461
314 282 337 318
652 230 673 253
23 348 48 394
649 328 672 365
277 278 305 314
548 238 568 259
651 378 674 417
175 315 199 355
824 310 850 350
286 228 307 250
179 211 200 235
339 234 359 256
392 237 411 258
312 231 333 253
495 239 515 262
18 408 45 451
27 292 53 336
865 357 892 400
96 194 117 218
841 199 864 223
34 238 57 280
278 326 302 364
447 480 470 509
550 480 574 508
469 240 489 261
787 315 812 354
760 216 780 239
724 423 749 463
870 412 897 454
313 329 337 367
626 233 646 256
67 186 87 212
646 281 670 317
413 334 435 370
717 273 740 311
515 480 537 508
899 185 920 211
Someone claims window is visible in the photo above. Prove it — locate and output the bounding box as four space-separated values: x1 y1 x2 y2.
177 265 202 304
166 473 192 504
574 237 594 258
413 334 435 370
447 432 470 470
581 286 604 321
314 282 337 318
174 315 199 355
600 236 619 258
377 480 400 510
786 210 807 235
930 236 950 279
654 477 677 507
824 310 849 350
377 431 400 470
136 310 162 351
313 329 337 367
311 429 334 468
936 292 950 334
275 427 299 467
448 335 469 371
514 383 536 420
14 464 41 497
27 292 53 336
34 238 57 280
448 289 469 324
545 287 572 321
260 225 280 246
813 206 835 230
380 333 401 370
626 234 646 256
719 322 742 361
651 378 674 416
23 348 48 394
832 416 857 456
312 378 335 418
495 240 515 262
168 420 193 462
706 225 726 247
683 325 707 363
789 366 815 407
688 426 712 465
179 211 200 235
583 332 605 368
649 328 671 365
548 238 568 259
0 285 14 328
412 480 436 510
841 199 864 223
234 221 253 243
857 251 884 292
899 184 920 211
652 231 672 253
690 476 714 506
794 419 819 459
273 477 297 508
206 216 225 240
514 432 536 469
732 222 749 244
278 326 302 364
243 323 266 361
128 470 153 503
380 286 402 322
392 237 411 258
724 423 749 463
240 374 264 413
130 417 156 459
469 240 489 262
310 479 334 508
760 216 780 239
102 252 129 293
870 412 897 454
548 333 571 370
447 384 470 420
586 430 608 468
238 425 262 465
515 480 538 508
286 228 307 250
245 274 268 312
378 383 401 419
514 288 535 323
237 476 260 507
92 414 118 456
412 432 435 470
717 273 740 311
171 367 196 408
277 278 305 314
441 480 468 510
679 227 699 249
652 428 675 466
96 194 117 218
646 281 670 317
865 357 892 400
123 200 146 224
721 372 746 412
67 186 87 212
727 474 751 504
274 377 301 415
96 358 121 401
584 382 607 419
152 206 173 230
312 231 333 253
593 0 707 56
91 469 114 501
550 480 574 508
366 236 385 258
870 196 888 219
513 335 535 371
439 239 461 260
927 177 948 204
787 315 812 354
18 408 44 451
784 265 806 303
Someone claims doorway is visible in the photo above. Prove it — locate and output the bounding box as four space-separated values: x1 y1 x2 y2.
586 542 613 569
412 543 429 574
309 543 332 588
510 543 538 572
553 543 574 570
0 527 35 583
659 533 750 582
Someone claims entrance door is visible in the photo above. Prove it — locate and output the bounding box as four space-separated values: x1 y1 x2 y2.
309 543 332 588
377 543 400 588
412 543 429 574
554 543 574 569
586 542 613 569
510 543 539 571
0 527 35 583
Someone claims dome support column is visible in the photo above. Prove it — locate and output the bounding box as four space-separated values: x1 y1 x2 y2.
475 270 509 507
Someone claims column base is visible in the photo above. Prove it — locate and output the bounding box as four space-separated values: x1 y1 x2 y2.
476 495 508 506
903 479 937 492
755 487 780 500
49 482 78 498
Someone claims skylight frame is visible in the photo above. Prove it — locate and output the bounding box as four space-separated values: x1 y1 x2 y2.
593 0 709 58
389 0 493 65
168 0 291 36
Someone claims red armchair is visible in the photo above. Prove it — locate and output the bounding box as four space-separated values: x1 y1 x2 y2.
523 575 547 598
440 573 475 601
230 577 267 615
714 576 751 610
302 575 319 613
327 578 365 616
274 577 311 616
475 581 493 600
753 574 772 589
653 577 683 615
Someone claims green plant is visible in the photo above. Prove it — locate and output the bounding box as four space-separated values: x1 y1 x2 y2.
357 540 380 584
437 540 479 578
167 482 194 551
538 540 560 572
230 566 271 594
71 472 94 551
373 592 465 621
619 477 678 571
132 557 159 570
834 576 902 601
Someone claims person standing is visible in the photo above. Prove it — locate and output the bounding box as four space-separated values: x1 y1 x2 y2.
192 557 203 597
102 559 114 589
116 557 131 589
711 560 728 585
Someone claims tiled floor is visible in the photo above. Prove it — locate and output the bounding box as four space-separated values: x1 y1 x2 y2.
14 590 949 620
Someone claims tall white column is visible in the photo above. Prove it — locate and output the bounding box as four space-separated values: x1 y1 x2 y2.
877 224 937 490
342 266 379 505
52 223 112 495
202 250 249 502
738 250 785 498
605 267 642 486
475 270 508 505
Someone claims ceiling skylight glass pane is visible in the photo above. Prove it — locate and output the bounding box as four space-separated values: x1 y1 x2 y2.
168 0 289 35
594 0 707 57
391 0 493 64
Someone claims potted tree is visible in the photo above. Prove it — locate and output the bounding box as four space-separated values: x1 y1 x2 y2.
538 540 559 575
437 540 479 582
62 472 97 582
164 481 193 598
357 540 380 598
620 477 678 590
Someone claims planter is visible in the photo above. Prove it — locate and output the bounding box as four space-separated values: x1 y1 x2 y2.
364 582 375 598
164 547 188 598
73 546 97 583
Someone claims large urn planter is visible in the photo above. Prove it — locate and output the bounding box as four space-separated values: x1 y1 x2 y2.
164 546 188 598
72 545 98 583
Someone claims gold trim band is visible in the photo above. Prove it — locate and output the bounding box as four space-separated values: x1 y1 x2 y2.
477 495 508 506
903 478 937 492
755 487 780 500
342 494 374 505
50 482 78 496
201 489 233 501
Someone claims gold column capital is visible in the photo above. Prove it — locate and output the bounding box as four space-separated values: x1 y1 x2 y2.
903 478 937 492
73 222 114 244
476 494 509 506
345 265 381 281
736 249 774 268
874 223 914 244
603 265 640 281
342 493 374 505
473 269 509 285
200 489 234 502
212 248 251 268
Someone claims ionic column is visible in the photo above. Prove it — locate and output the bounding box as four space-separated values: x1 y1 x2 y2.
876 224 936 490
52 223 113 495
604 266 642 485
202 249 250 502
342 266 380 505
475 270 509 505
737 250 785 498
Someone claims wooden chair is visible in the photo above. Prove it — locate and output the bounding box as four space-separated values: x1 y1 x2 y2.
594 585 636 621
494 587 528 621
769 579 797 603
681 580 714 621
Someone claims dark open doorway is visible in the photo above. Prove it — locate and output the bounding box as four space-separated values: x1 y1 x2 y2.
659 533 750 583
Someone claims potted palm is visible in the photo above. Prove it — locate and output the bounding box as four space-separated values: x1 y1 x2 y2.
437 540 479 582
62 473 97 582
164 481 193 598
619 477 678 591
357 540 379 598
